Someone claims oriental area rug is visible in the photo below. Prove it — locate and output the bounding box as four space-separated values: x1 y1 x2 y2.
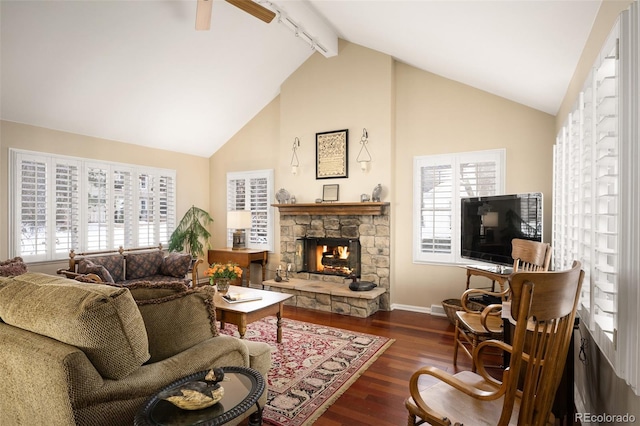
218 316 394 426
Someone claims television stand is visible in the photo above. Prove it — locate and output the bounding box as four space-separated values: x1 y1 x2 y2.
463 265 512 292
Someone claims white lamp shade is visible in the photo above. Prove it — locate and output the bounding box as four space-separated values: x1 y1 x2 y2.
482 212 499 228
227 210 252 229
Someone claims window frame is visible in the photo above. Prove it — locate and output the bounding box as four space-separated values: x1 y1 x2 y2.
226 169 274 252
413 149 505 265
9 148 176 261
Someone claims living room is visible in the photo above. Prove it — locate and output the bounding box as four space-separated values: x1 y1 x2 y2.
2 0 640 424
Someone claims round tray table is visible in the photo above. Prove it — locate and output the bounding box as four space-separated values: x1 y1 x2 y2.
135 366 264 426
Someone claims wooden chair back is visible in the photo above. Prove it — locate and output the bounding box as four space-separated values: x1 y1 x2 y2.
511 238 552 272
494 261 584 425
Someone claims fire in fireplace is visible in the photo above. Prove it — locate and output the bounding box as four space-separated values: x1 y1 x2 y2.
296 237 361 277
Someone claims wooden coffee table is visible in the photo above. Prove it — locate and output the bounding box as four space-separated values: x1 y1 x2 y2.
215 286 292 343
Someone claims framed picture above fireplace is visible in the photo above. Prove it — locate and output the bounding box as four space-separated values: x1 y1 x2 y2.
316 129 348 179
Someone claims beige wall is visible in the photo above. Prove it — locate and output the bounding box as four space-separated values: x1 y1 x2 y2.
394 63 555 310
557 0 633 131
210 40 555 308
0 120 210 273
209 96 282 251
554 0 640 419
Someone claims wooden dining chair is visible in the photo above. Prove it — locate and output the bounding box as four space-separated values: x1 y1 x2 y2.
406 261 584 426
453 239 552 371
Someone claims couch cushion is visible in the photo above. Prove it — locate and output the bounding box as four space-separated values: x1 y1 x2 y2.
78 255 125 282
127 282 218 363
161 252 192 278
126 251 163 280
0 272 150 379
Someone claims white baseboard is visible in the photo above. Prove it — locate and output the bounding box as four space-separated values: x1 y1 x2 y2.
390 303 430 314
430 304 447 317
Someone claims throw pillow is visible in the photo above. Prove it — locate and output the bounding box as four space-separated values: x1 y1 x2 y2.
161 252 192 278
77 255 125 282
126 282 218 363
0 257 28 277
125 251 163 280
77 260 114 283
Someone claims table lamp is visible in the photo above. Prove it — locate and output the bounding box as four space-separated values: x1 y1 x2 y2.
228 210 252 250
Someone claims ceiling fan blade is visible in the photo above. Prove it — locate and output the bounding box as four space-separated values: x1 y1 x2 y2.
195 0 213 31
225 0 276 23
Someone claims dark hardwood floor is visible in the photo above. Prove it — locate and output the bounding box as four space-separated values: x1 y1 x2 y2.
278 306 472 426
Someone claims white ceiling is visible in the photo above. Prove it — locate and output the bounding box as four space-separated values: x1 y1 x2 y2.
1 0 601 158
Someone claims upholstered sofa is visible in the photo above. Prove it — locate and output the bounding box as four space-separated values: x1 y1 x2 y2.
57 245 202 286
0 272 271 426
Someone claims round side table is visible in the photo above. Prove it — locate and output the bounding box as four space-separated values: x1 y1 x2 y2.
135 366 265 426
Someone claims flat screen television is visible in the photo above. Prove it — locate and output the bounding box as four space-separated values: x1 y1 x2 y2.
461 192 543 266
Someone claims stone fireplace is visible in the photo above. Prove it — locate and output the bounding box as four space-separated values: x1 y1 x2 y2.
274 202 391 312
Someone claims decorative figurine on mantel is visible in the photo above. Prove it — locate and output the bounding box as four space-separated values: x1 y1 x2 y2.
372 184 382 202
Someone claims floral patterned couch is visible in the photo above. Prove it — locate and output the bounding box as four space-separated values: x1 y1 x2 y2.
57 245 202 287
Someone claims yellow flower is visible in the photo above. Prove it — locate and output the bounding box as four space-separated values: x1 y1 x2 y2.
204 261 242 281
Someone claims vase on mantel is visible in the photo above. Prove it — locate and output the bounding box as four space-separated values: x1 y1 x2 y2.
215 278 230 295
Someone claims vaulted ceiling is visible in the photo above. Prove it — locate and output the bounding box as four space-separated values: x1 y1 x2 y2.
1 1 601 157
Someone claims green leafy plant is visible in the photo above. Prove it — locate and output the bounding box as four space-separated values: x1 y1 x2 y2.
168 205 213 258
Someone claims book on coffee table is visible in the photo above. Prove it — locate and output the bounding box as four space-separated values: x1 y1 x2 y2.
222 292 263 303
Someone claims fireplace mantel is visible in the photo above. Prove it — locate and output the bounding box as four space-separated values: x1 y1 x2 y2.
272 202 389 216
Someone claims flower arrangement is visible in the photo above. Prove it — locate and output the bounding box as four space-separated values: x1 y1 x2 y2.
205 262 243 285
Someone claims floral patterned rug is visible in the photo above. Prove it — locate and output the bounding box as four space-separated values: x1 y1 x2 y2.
218 316 394 426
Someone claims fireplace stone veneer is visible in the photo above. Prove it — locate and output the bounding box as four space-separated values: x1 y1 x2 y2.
275 204 390 314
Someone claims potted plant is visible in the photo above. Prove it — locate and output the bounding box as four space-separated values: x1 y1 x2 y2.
168 205 213 259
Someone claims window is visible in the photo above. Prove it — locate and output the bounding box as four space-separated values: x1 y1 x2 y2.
226 169 274 251
9 149 176 261
413 149 505 264
554 19 619 364
554 7 640 395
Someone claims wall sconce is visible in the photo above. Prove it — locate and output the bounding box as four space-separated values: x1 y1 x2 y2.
227 210 252 250
356 128 372 172
290 137 300 175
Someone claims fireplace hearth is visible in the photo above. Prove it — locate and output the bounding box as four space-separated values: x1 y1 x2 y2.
297 237 361 277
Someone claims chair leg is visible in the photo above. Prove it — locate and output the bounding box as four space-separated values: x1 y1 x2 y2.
407 413 415 426
453 321 460 366
470 335 478 373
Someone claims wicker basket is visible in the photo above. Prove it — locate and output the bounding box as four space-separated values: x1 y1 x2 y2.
441 298 486 326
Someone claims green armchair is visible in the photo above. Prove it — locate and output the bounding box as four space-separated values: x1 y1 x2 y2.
0 273 271 425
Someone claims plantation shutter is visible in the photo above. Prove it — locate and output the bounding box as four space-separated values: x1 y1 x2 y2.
553 22 620 366
112 168 134 248
54 161 80 256
86 165 110 251
414 150 504 264
419 160 453 259
12 152 81 261
226 170 274 251
159 174 176 246
249 176 269 246
10 149 177 260
137 173 156 247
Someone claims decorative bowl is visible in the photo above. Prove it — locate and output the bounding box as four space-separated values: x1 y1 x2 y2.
158 368 225 410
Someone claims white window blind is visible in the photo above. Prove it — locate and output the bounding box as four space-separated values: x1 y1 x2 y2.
413 149 505 264
554 7 640 394
553 20 619 360
226 169 274 251
10 149 176 261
